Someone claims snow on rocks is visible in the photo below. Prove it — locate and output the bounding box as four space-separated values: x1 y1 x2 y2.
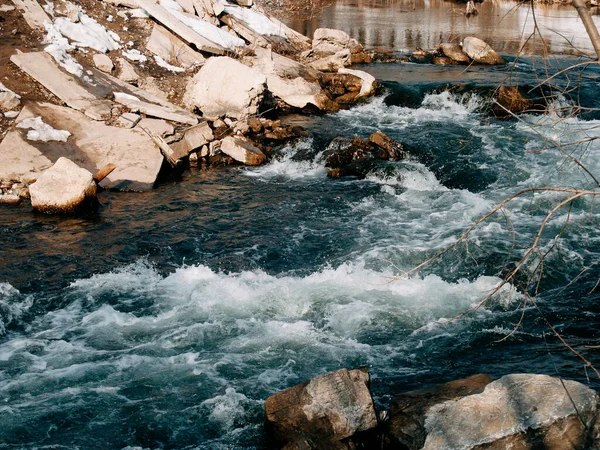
183 56 267 120
16 116 71 142
29 157 97 214
154 55 185 72
221 2 286 37
122 48 148 62
52 13 121 52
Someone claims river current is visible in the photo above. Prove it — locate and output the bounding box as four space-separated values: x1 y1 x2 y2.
2 5 600 450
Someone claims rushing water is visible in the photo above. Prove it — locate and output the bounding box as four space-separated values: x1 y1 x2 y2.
3 8 600 450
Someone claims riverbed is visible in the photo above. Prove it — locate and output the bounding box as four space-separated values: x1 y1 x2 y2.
1 2 600 449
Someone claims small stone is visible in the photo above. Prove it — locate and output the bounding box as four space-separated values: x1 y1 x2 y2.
433 56 456 65
93 53 115 73
440 42 470 63
234 121 250 135
223 117 234 127
4 111 19 119
212 119 226 129
247 117 263 133
0 194 21 205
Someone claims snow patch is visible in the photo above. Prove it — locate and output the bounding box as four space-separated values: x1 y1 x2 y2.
17 117 71 142
122 49 147 63
44 22 85 77
154 55 185 73
53 14 121 52
221 3 286 37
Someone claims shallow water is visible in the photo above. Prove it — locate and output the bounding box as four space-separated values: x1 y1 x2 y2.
287 0 600 56
2 20 600 450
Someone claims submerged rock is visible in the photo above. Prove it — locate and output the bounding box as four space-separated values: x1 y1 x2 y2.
183 56 267 120
462 36 505 65
493 85 547 117
324 132 408 178
264 367 378 449
29 157 97 213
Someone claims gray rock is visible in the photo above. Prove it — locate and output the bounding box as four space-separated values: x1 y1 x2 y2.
264 367 378 448
29 157 97 213
462 37 505 65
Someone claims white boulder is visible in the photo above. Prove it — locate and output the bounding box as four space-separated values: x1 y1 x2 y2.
462 37 504 65
338 68 376 97
93 53 114 72
312 28 351 55
183 56 267 120
29 157 97 213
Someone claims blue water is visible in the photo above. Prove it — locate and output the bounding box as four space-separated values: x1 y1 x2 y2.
1 57 600 449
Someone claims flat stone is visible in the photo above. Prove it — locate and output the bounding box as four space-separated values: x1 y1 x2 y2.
462 36 505 65
0 102 163 190
29 157 97 214
220 136 266 165
117 57 139 83
183 56 267 120
116 112 141 128
167 121 214 162
135 117 174 137
10 0 51 30
147 24 205 69
93 53 115 73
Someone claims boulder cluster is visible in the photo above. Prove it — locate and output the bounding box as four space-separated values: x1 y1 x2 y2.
265 368 600 450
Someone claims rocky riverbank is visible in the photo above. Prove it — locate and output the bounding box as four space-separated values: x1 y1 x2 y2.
0 0 513 213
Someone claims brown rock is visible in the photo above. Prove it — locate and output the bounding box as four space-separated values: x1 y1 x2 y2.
440 43 470 63
0 194 21 205
351 52 373 64
220 136 266 165
462 36 505 65
385 374 493 450
368 131 408 160
247 117 263 133
264 368 378 448
321 73 363 93
264 127 296 141
335 92 359 104
433 56 457 65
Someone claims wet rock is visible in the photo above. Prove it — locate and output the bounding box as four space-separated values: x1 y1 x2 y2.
493 85 541 117
264 126 296 141
338 68 376 98
184 56 267 120
368 131 409 160
321 73 363 95
440 42 470 63
421 374 600 450
29 157 97 214
93 53 114 73
220 136 266 165
385 374 493 450
264 367 378 449
433 56 457 65
462 36 505 65
350 51 373 64
335 92 359 105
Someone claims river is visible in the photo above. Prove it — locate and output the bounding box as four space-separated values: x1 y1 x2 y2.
1 1 600 449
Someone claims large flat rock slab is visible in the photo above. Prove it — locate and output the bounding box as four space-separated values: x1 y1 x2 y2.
0 102 164 190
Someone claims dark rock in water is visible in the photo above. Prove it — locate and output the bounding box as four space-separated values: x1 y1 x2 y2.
264 367 379 450
384 373 600 450
324 132 408 178
369 131 409 160
493 85 547 117
384 374 493 450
